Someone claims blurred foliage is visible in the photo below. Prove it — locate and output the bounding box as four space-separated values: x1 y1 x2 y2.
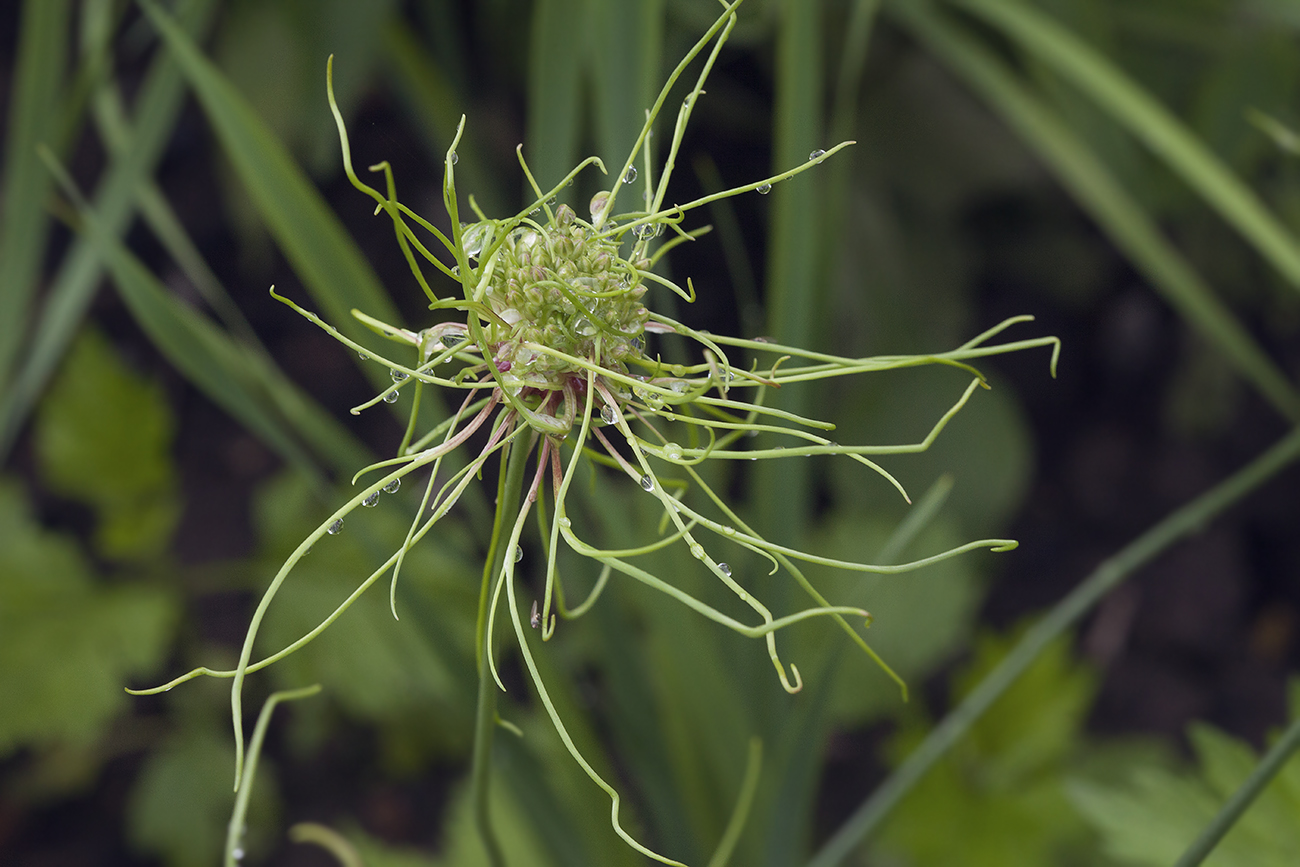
1 0 1298 865
1070 681 1300 867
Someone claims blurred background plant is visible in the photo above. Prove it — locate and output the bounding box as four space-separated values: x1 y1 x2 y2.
1 0 1298 865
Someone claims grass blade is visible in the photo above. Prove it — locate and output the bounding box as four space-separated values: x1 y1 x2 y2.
0 0 72 385
950 0 1300 295
892 0 1300 422
137 0 402 354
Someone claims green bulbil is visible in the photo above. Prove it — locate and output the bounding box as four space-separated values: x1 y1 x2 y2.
480 204 649 391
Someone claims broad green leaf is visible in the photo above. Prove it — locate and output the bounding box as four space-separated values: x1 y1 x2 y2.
34 327 179 560
0 481 177 754
127 724 279 867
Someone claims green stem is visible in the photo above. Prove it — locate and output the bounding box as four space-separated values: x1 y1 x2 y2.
808 425 1300 867
1174 710 1300 867
471 434 531 867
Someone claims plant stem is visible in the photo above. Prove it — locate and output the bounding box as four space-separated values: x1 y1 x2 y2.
808 425 1300 867
470 434 531 867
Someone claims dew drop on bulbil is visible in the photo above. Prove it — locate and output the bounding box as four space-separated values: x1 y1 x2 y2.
362 492 379 507
383 391 399 403
576 318 597 336
327 519 344 535
718 562 732 577
809 148 826 161
623 166 637 184
391 369 409 382
639 474 655 491
756 183 772 195
601 404 618 425
383 478 401 494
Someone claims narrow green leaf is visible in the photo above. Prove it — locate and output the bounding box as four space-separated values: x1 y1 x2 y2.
951 0 1300 295
587 0 665 171
526 0 587 195
0 0 218 463
891 0 1300 422
0 0 72 385
138 0 402 353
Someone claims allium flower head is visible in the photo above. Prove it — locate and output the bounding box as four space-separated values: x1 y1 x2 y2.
134 2 1058 863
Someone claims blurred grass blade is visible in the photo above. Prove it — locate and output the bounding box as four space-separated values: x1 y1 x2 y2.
91 206 358 484
949 0 1300 295
526 0 587 194
587 0 665 171
0 0 217 463
137 0 402 354
382 20 503 215
809 424 1300 867
0 0 72 387
892 0 1300 422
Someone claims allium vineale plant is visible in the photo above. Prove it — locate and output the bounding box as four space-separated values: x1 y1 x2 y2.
130 2 1059 864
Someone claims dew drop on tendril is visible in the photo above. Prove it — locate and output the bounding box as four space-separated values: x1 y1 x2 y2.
809 148 826 161
362 492 379 507
756 183 771 195
514 545 524 562
327 519 344 535
639 474 655 491
383 391 399 403
601 404 618 425
383 478 401 494
718 562 732 577
391 369 408 382
623 166 637 184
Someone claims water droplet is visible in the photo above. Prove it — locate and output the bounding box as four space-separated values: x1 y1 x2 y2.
722 525 736 536
718 562 732 577
558 516 571 528
670 380 689 394
689 543 705 559
383 478 401 494
358 351 368 360
575 317 597 336
756 183 772 195
442 333 464 349
514 545 524 562
391 369 409 382
451 264 460 276
623 166 637 184
327 519 344 535
449 151 459 165
809 148 826 161
663 442 683 460
233 847 245 862
362 491 379 507
639 474 655 491
383 391 399 403
601 404 618 425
